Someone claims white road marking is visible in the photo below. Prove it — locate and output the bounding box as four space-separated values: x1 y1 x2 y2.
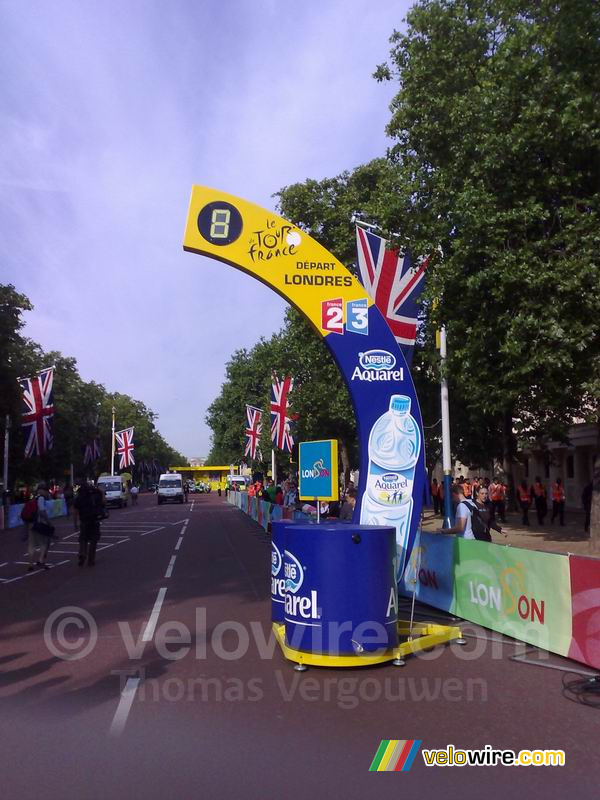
190 502 195 512
174 536 184 551
170 519 188 526
164 556 177 578
0 562 8 568
109 677 140 738
139 526 167 537
141 587 167 642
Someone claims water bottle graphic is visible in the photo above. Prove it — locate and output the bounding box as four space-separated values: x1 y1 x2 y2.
360 394 421 574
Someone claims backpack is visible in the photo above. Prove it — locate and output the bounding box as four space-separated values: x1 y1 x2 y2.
21 498 38 523
462 501 492 542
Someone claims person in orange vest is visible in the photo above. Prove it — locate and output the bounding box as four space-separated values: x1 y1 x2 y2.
490 478 507 523
248 482 256 498
517 480 531 526
531 476 547 525
551 477 566 525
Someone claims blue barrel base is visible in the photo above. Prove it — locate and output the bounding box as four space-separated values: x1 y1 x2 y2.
283 524 399 656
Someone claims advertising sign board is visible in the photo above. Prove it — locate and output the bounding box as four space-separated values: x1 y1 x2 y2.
183 187 426 575
298 439 339 501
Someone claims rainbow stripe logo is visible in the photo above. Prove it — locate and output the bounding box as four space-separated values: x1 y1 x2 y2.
369 740 422 772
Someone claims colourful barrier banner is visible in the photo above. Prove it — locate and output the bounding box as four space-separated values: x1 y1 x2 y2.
400 532 456 613
228 491 300 532
6 499 67 529
454 539 572 657
233 496 599 670
568 555 600 670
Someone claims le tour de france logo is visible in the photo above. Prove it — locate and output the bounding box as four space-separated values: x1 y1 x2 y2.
248 218 302 263
352 350 404 382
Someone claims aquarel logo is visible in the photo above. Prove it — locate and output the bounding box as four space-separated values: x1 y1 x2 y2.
271 542 286 602
271 543 282 577
352 350 403 382
284 550 320 621
284 550 304 594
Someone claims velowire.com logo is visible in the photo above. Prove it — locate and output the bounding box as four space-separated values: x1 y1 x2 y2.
369 740 422 772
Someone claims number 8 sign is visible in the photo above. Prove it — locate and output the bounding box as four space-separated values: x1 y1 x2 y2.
197 201 243 246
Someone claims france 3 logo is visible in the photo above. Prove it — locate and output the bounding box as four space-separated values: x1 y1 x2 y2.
321 298 368 336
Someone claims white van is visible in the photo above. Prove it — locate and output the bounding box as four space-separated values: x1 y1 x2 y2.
157 473 185 504
227 475 249 491
97 475 130 508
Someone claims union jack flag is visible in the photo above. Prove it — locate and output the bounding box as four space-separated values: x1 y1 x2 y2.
83 436 101 465
19 367 55 458
356 226 429 365
270 374 297 454
244 405 263 461
115 427 135 469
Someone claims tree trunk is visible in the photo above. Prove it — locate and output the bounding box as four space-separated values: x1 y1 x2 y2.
502 408 517 511
340 439 351 488
590 425 600 551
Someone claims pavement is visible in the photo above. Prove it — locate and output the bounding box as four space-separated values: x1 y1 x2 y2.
421 507 598 557
0 493 599 799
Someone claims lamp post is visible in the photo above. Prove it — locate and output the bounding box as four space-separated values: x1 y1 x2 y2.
440 326 453 527
110 406 116 477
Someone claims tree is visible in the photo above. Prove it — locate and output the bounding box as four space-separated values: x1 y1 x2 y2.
375 0 600 515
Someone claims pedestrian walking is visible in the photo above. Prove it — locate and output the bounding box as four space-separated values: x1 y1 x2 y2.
531 477 547 525
74 480 103 567
517 480 531 526
472 485 506 541
130 484 139 506
27 483 54 571
63 482 74 516
551 477 566 525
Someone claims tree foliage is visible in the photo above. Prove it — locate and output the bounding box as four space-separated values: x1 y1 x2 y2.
374 0 600 486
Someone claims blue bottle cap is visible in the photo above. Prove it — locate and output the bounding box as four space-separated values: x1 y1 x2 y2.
390 395 411 413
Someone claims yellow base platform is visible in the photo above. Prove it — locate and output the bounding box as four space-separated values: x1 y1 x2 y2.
273 619 463 668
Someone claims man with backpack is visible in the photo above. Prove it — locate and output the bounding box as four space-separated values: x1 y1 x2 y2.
74 480 104 567
440 485 506 542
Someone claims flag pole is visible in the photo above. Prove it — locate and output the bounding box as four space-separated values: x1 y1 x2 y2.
111 406 116 477
440 326 453 527
271 449 277 485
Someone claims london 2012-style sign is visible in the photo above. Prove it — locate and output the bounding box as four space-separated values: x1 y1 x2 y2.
183 187 426 578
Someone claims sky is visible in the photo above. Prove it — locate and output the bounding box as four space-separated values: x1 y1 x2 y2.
0 0 410 459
